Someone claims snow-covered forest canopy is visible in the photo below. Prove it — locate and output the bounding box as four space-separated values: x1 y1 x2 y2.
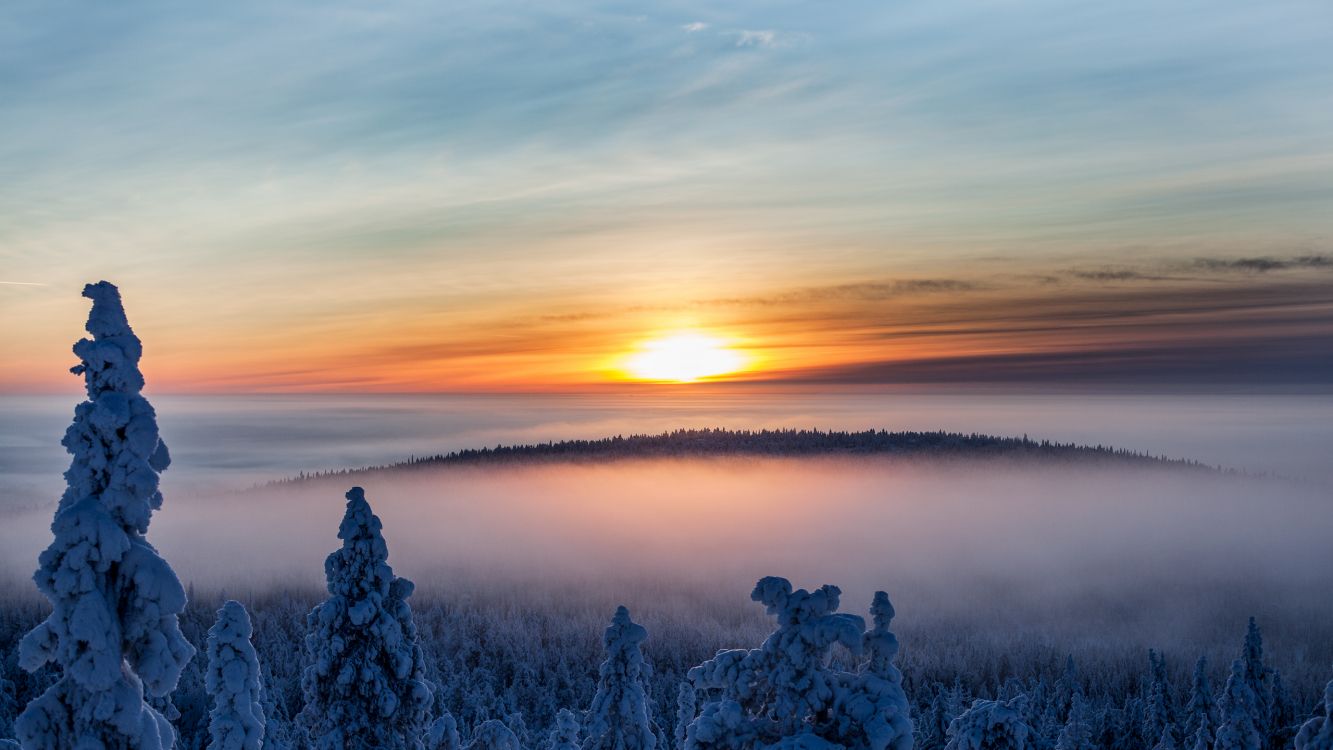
2 284 1331 750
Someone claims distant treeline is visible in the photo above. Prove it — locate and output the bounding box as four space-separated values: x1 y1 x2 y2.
269 428 1220 486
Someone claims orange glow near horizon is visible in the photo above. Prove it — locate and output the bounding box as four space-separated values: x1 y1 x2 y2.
619 332 748 383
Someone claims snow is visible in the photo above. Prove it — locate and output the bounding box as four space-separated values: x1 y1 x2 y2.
1295 678 1333 750
300 487 433 749
429 713 463 750
686 577 912 750
205 601 265 750
15 281 194 750
468 720 522 750
944 697 1031 750
548 709 581 750
1213 660 1261 750
582 606 659 750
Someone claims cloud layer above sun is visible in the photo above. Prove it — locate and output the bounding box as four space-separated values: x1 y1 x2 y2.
3 0 1332 391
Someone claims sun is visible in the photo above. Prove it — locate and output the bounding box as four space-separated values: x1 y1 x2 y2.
622 332 745 383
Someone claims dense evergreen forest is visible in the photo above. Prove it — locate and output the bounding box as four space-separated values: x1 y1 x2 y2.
272 428 1218 486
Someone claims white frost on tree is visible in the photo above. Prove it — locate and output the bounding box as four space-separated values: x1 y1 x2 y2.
583 606 660 750
1213 660 1261 750
833 591 913 750
300 487 433 750
550 709 581 750
686 577 911 750
1184 657 1217 742
1151 725 1177 750
427 712 462 750
944 697 1031 750
1295 678 1333 750
205 600 266 750
1053 693 1093 750
467 720 522 750
1189 724 1213 750
676 684 696 750
15 281 195 750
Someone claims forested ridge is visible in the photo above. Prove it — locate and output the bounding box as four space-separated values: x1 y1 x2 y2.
271 428 1219 486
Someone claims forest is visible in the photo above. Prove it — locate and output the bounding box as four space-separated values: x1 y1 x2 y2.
269 428 1216 487
4 288 1332 750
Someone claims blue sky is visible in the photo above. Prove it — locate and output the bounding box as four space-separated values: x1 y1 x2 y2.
3 0 1333 390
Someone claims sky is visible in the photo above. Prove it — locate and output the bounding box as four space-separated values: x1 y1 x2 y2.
3 0 1333 392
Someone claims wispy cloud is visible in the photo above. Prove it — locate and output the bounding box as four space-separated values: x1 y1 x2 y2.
730 29 807 48
1194 255 1333 273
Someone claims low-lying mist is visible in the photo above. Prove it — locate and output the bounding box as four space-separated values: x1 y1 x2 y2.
3 455 1329 692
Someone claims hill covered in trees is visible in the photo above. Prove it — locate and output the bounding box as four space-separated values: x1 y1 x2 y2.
271 428 1219 486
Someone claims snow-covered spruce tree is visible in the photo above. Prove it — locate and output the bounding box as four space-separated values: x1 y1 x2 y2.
1053 693 1093 750
1184 657 1218 742
686 577 909 750
1189 724 1212 750
1152 725 1178 750
944 697 1031 750
549 709 581 750
467 720 521 750
675 683 696 750
205 600 265 750
427 712 462 750
921 683 959 749
15 281 195 750
1145 651 1176 747
1269 670 1295 749
1295 677 1333 750
300 487 433 750
833 591 913 750
1052 657 1079 722
582 606 659 750
1238 619 1271 736
1213 660 1261 750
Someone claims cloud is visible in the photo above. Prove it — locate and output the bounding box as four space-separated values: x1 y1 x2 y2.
1066 269 1174 283
681 22 708 33
731 29 807 49
765 333 1333 388
703 279 980 307
1194 255 1333 273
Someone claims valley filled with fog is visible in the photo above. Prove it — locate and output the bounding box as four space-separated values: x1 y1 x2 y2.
2 392 1332 748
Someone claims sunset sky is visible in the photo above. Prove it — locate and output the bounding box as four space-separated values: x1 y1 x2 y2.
4 0 1333 392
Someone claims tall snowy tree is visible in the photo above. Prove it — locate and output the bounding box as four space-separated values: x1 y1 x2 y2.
676 684 696 750
1189 724 1213 750
686 578 910 750
1145 651 1176 746
1213 660 1261 750
205 601 265 750
945 697 1032 750
15 281 195 750
1295 677 1333 750
1052 658 1080 722
427 713 462 750
1183 657 1218 742
1268 670 1295 750
467 720 521 750
582 606 659 750
1053 693 1093 750
1152 725 1178 750
1238 619 1271 736
922 683 961 749
833 591 913 750
300 487 433 750
550 709 581 750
